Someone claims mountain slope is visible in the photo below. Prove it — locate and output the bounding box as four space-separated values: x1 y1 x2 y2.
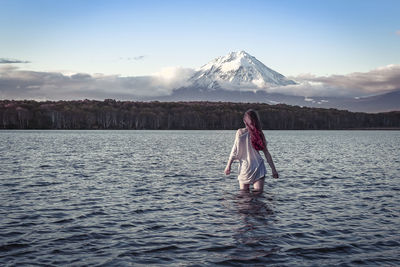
153 87 400 113
188 51 295 90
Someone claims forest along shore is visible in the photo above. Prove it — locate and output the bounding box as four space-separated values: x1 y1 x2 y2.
1 99 400 130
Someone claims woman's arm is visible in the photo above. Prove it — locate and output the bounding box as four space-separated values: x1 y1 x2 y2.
225 130 240 175
263 146 279 178
224 158 234 175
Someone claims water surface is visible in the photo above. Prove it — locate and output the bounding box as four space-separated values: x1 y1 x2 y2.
1 130 399 266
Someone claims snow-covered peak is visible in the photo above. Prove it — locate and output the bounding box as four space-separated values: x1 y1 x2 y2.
200 51 253 73
189 50 296 90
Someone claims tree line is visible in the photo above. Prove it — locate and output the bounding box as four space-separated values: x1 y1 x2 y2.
1 99 399 130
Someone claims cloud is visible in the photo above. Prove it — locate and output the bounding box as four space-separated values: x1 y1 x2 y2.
152 66 195 88
120 55 147 61
396 30 400 36
0 58 30 64
270 64 400 97
133 55 145 60
1 63 399 100
0 65 194 100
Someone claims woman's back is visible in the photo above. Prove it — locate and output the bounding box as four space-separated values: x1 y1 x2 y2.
230 128 266 184
224 109 279 192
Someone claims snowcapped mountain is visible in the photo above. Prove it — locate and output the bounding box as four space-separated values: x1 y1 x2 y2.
188 51 296 90
148 51 399 113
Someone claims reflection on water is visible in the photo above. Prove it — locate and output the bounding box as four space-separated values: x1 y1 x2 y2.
225 191 279 263
235 190 274 218
1 130 399 266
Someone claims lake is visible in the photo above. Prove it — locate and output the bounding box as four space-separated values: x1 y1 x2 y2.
1 130 399 266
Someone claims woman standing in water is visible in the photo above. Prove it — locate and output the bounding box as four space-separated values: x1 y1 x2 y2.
225 109 279 192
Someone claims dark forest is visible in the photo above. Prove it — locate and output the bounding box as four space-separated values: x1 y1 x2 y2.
1 99 399 130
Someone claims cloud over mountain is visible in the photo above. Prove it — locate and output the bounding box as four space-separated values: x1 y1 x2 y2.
278 64 400 97
0 65 194 100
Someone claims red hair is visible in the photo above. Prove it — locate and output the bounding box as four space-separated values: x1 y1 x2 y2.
244 109 266 151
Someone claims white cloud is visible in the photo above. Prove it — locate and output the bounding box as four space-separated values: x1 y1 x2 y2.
0 58 30 64
1 64 399 100
152 66 195 87
133 55 146 60
271 64 400 97
0 66 195 100
120 55 147 61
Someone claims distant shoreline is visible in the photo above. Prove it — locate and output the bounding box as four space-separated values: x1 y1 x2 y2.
1 128 400 131
1 99 399 130
347 127 400 130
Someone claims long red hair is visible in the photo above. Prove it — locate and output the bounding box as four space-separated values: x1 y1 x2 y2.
244 109 266 151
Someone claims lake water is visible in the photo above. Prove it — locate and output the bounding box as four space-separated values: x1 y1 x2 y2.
1 130 399 266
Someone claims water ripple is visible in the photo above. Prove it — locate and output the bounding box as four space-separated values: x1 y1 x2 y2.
1 130 399 266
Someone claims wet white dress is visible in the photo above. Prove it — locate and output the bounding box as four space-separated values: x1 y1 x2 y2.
229 129 267 184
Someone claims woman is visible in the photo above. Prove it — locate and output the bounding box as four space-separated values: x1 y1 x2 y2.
224 109 279 192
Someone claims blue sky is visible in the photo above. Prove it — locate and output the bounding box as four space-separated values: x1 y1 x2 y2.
0 0 399 100
1 0 399 76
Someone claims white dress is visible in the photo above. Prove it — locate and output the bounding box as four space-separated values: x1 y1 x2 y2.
229 129 267 184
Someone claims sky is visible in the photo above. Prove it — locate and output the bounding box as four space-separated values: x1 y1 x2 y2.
1 0 399 100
